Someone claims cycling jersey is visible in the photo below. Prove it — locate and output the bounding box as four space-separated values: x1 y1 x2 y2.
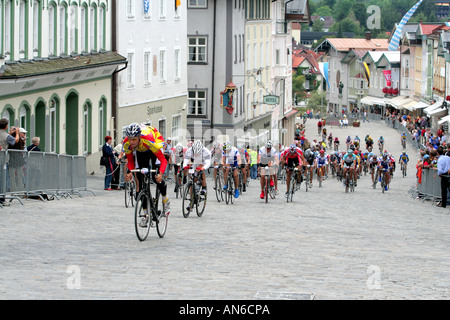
211 147 223 163
280 148 303 162
258 147 278 165
401 134 407 140
123 126 167 173
183 147 212 170
399 154 409 163
316 155 328 167
343 154 356 166
223 147 241 167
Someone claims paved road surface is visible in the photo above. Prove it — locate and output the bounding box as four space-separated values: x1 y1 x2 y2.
1 118 449 300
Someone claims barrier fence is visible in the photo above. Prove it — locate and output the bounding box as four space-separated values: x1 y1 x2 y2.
0 150 94 207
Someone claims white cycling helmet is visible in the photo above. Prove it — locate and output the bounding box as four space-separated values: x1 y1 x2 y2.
176 143 183 153
192 140 203 155
266 140 273 149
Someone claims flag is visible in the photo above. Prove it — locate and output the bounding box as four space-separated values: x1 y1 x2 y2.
360 61 370 88
318 62 330 88
175 0 181 8
388 0 424 51
144 0 150 14
383 70 392 87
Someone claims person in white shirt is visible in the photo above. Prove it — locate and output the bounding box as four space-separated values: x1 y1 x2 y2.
257 140 279 199
222 142 241 199
183 140 211 195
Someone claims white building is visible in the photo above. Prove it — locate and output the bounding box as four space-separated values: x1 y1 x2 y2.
115 0 188 147
0 0 126 173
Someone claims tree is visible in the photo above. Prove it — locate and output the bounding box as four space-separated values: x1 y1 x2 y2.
332 0 356 22
312 19 325 32
314 5 333 16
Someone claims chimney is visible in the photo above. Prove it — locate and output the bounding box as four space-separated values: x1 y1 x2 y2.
365 31 372 41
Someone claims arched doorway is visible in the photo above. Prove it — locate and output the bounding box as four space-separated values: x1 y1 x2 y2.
35 100 46 151
65 91 79 155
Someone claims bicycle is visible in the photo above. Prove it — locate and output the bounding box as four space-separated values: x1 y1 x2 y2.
124 177 136 208
286 167 301 203
262 166 276 203
132 168 168 241
343 168 355 193
213 164 224 202
304 165 312 192
401 161 407 178
182 167 207 218
380 168 390 193
224 166 238 205
401 139 406 150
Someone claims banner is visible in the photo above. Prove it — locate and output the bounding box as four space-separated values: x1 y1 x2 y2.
388 0 424 51
144 0 150 14
360 61 370 87
383 70 392 87
318 62 330 88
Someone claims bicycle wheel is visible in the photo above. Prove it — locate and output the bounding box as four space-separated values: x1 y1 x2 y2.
214 172 222 202
125 181 133 208
196 190 207 217
182 182 193 218
134 191 151 241
305 172 309 192
289 176 295 203
229 176 235 204
265 176 269 204
154 189 167 238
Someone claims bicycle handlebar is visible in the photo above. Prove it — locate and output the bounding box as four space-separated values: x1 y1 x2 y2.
130 168 158 174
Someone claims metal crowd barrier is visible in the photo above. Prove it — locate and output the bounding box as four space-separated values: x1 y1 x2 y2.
0 150 94 206
415 168 443 203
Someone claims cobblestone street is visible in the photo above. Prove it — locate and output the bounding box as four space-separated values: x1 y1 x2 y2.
1 119 449 300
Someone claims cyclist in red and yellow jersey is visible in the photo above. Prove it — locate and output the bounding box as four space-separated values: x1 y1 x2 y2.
123 123 170 222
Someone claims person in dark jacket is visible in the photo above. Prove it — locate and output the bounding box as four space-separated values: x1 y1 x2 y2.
27 137 41 152
102 136 118 190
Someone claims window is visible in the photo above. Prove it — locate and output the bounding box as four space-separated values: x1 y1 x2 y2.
83 103 91 155
188 0 207 8
188 37 207 63
90 4 98 51
59 4 67 55
126 0 135 18
80 4 88 52
275 49 280 65
174 48 181 81
99 99 106 147
49 98 57 153
158 118 166 139
159 0 166 19
159 49 166 83
48 3 56 55
143 49 151 86
171 115 181 145
99 4 106 50
188 90 206 116
70 4 78 54
19 0 27 57
127 51 135 88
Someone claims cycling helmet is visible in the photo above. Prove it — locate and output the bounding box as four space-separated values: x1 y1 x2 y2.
305 149 312 157
192 140 203 155
176 143 183 153
289 144 296 153
125 122 141 137
347 149 354 155
319 149 325 154
266 141 273 149
223 141 231 151
402 150 406 154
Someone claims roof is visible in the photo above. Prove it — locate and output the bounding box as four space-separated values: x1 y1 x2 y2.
0 51 127 79
316 38 389 53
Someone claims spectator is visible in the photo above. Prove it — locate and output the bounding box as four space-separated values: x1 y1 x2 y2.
0 118 19 151
27 137 41 152
436 147 450 208
9 127 26 150
102 135 118 190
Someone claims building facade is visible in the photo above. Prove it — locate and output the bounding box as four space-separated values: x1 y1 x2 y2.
0 0 126 173
115 0 188 147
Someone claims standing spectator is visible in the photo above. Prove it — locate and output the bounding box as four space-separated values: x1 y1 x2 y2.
9 128 26 150
0 118 19 151
436 147 450 208
27 137 41 152
102 135 118 190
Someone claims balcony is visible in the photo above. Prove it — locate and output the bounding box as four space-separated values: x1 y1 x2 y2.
285 0 310 23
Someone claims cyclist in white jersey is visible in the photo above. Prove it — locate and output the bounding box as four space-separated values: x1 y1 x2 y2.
172 143 185 193
182 140 211 195
237 143 249 192
210 141 223 186
258 141 279 199
222 142 241 198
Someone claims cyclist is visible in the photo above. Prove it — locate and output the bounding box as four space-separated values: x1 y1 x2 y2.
334 137 340 152
398 150 409 176
400 132 407 149
354 135 360 150
258 140 279 199
122 122 170 227
328 133 333 148
366 135 374 152
222 142 241 199
183 140 211 195
346 136 352 150
210 141 223 188
378 153 391 191
378 136 384 152
315 149 328 183
369 153 378 185
237 143 249 192
303 148 316 187
341 149 357 187
172 143 185 193
280 144 303 197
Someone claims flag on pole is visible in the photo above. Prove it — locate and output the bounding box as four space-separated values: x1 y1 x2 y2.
318 62 330 88
144 0 150 14
388 0 424 51
360 61 371 87
176 0 181 8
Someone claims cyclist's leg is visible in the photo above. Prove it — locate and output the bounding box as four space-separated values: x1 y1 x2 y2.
285 167 292 193
223 165 230 188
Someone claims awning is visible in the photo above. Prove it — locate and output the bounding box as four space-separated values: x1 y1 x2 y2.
424 96 444 115
360 95 386 106
410 101 429 110
283 109 298 120
400 100 419 112
438 114 450 125
385 96 414 109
